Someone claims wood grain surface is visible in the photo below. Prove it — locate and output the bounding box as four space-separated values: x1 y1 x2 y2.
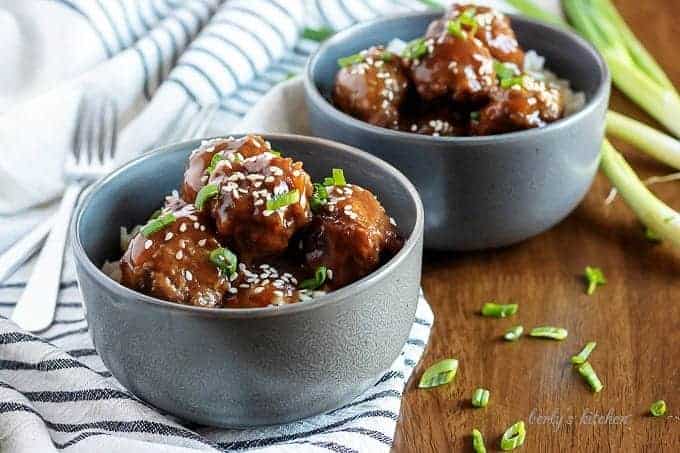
393 1 680 451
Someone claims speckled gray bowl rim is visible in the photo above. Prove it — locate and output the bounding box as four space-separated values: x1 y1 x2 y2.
73 133 424 320
304 11 611 146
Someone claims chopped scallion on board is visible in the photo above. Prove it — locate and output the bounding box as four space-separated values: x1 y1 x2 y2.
472 388 490 408
529 326 568 340
481 302 518 318
472 428 486 453
571 342 597 364
577 362 604 393
650 400 667 417
500 421 526 451
418 358 459 389
504 325 524 342
584 266 606 295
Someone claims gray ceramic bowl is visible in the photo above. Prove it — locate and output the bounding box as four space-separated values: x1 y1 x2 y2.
72 134 424 427
304 12 610 250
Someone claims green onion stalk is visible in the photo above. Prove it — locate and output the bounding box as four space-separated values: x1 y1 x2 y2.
505 0 680 246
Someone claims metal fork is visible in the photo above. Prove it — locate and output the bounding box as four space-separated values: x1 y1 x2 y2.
0 102 219 287
11 94 118 332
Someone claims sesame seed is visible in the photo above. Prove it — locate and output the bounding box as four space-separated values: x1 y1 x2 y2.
200 225 206 231
175 250 183 260
198 239 207 247
229 287 238 294
164 232 173 241
185 270 193 281
144 239 153 250
253 286 265 294
179 223 187 232
327 269 333 280
193 222 200 229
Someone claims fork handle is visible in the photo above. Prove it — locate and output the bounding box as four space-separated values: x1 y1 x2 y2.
12 183 85 332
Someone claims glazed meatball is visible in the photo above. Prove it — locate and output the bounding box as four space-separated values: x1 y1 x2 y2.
399 100 468 136
446 4 524 67
223 263 299 308
332 46 410 128
120 204 229 307
182 135 268 204
199 136 313 261
407 18 496 103
303 184 403 290
470 76 564 135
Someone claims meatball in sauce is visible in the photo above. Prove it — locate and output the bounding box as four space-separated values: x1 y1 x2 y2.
332 46 410 128
117 135 403 308
332 3 571 136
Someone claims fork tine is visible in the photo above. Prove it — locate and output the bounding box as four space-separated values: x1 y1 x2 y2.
98 97 117 165
96 98 107 164
109 99 118 161
71 95 89 164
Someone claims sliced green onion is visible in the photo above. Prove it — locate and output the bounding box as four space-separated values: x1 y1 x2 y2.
471 388 490 408
141 212 176 237
529 326 568 340
500 421 526 451
302 26 334 42
402 37 429 60
204 152 224 175
584 266 606 295
500 75 525 89
644 227 662 243
149 209 162 220
571 341 597 365
269 149 282 157
209 247 238 278
472 428 486 453
310 183 329 212
338 53 364 68
650 400 667 417
195 183 219 211
577 362 604 393
481 302 518 318
447 19 466 39
299 266 328 290
332 168 346 185
323 168 347 187
418 358 459 389
494 61 517 80
266 189 300 211
459 7 478 35
504 325 524 342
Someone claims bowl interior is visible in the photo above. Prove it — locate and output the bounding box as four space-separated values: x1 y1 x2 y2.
77 134 421 290
309 12 606 122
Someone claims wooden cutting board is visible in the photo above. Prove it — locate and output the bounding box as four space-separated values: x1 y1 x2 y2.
393 0 680 450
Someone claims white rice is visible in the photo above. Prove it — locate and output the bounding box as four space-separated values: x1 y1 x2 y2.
524 50 586 116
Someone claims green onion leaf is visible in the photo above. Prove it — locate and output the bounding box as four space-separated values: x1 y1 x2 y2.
472 429 486 453
310 183 329 212
644 227 662 243
195 183 219 211
471 388 490 408
571 341 597 365
447 19 466 39
418 358 459 389
459 7 478 35
209 247 238 278
494 61 517 80
500 75 525 89
577 361 604 393
332 168 346 185
149 209 162 220
205 152 224 175
650 400 667 417
302 26 334 42
402 37 429 60
299 266 328 290
266 189 300 211
584 266 606 295
338 53 365 68
500 421 526 451
529 326 568 340
481 302 518 318
141 212 177 237
504 325 524 342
